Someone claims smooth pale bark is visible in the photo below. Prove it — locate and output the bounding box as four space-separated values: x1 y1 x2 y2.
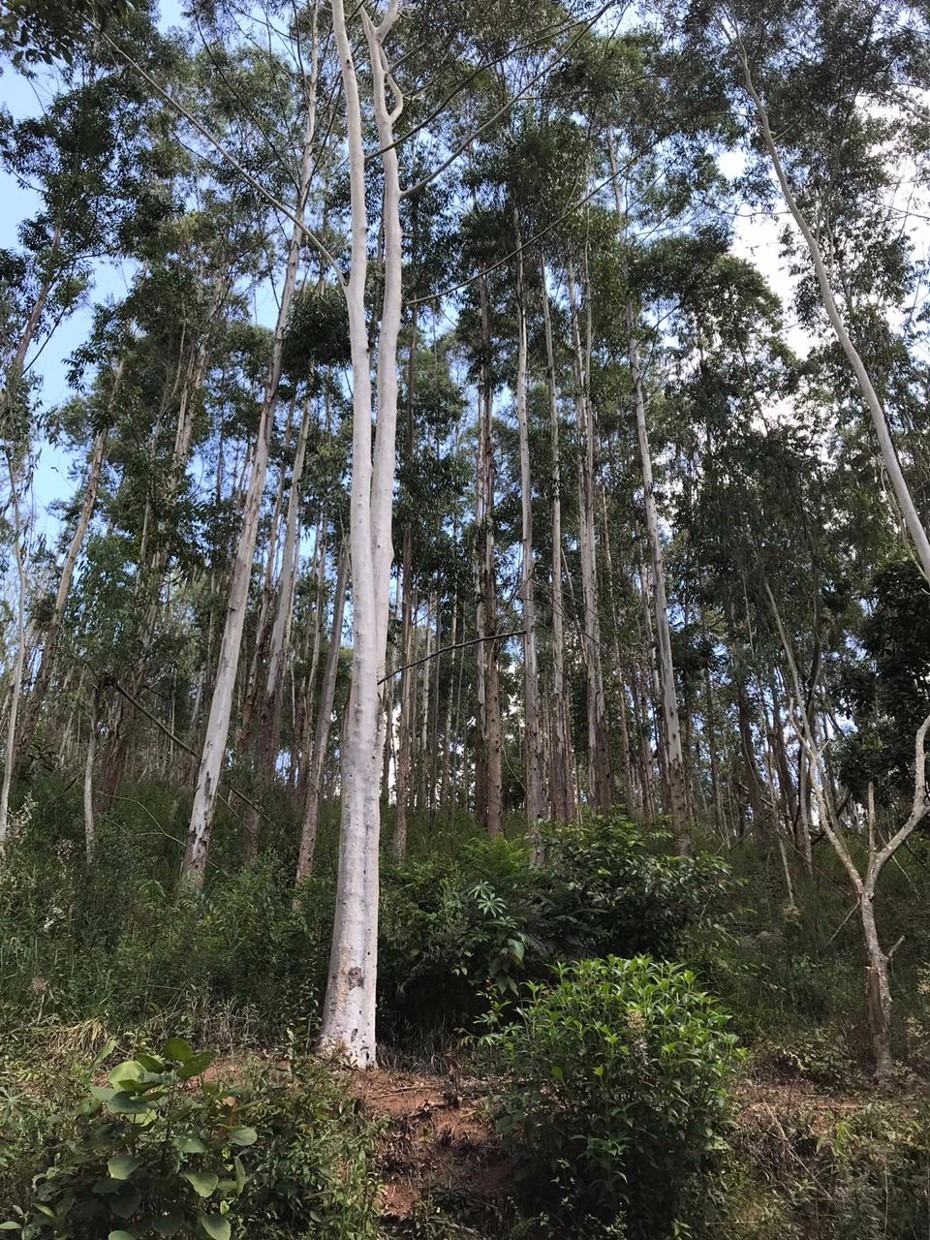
474 278 504 837
0 452 28 860
181 87 319 887
83 695 97 865
735 41 930 580
242 397 314 862
513 225 546 854
296 542 348 886
239 399 296 752
17 417 110 770
320 0 403 1068
627 306 691 853
540 263 573 824
567 268 612 812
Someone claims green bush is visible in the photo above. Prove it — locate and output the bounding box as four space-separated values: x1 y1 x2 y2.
379 817 729 1037
1 1044 381 1240
234 1058 380 1240
3 1038 254 1239
484 956 743 1239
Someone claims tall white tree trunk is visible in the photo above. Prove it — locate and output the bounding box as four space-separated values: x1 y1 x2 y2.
320 0 403 1068
181 81 319 887
627 307 691 853
513 223 546 853
540 261 574 824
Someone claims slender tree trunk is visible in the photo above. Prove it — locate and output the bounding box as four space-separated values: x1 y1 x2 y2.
296 542 348 885
540 262 573 824
321 0 403 1067
242 397 313 861
83 694 97 865
568 266 612 812
181 69 320 886
0 452 28 860
514 219 546 854
627 305 691 853
474 278 503 837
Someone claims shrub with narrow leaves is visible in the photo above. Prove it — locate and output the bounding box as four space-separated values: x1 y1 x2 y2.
485 956 743 1239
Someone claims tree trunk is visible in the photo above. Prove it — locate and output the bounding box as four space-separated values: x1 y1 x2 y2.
540 261 573 824
296 542 348 885
320 0 403 1067
568 266 612 812
514 219 546 855
83 695 97 865
243 396 313 861
474 278 503 838
627 305 691 853
181 70 320 887
0 451 28 860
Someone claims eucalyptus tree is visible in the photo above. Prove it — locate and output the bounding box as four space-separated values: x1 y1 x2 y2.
661 0 930 579
182 26 330 885
318 0 405 1067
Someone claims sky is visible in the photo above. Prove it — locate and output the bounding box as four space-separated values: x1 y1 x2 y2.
0 0 186 546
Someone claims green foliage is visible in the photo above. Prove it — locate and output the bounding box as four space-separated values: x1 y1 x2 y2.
3 1039 250 1239
379 815 729 1038
539 815 731 961
0 803 331 1047
727 1103 930 1239
484 956 743 1239
233 1058 380 1240
0 1044 381 1240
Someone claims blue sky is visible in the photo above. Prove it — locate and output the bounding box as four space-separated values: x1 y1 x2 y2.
1 0 185 542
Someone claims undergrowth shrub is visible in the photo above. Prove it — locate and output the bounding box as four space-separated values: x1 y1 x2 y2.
727 1102 930 1238
484 956 743 1239
0 1042 380 1240
0 831 331 1046
379 815 728 1038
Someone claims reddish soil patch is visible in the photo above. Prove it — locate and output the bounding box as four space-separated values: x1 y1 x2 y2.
350 1068 512 1220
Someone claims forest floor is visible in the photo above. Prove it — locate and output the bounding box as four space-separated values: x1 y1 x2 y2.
349 1062 930 1226
351 1067 511 1223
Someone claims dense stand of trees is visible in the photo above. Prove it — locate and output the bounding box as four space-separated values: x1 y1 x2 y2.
2 0 930 1073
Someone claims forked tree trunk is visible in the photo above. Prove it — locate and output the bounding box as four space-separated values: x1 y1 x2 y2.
320 0 403 1067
